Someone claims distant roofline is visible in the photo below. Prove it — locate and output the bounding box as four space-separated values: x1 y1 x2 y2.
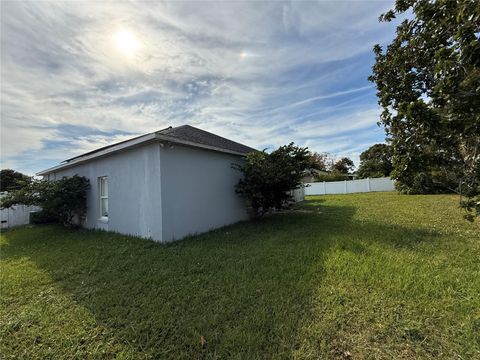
37 126 256 176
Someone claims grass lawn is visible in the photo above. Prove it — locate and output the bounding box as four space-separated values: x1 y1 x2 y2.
1 193 479 359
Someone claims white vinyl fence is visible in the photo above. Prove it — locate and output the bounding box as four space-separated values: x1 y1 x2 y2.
305 177 395 196
290 187 306 202
0 205 40 229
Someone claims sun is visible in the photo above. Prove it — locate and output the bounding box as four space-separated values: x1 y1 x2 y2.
113 29 141 58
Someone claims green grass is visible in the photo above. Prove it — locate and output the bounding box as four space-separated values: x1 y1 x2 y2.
1 193 479 359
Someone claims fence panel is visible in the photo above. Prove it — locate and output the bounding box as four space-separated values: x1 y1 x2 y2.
0 205 40 229
306 182 326 195
346 178 369 193
369 177 396 192
325 181 346 194
305 177 395 195
291 187 305 202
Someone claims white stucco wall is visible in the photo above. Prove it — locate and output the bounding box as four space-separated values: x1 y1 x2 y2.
44 142 249 242
46 143 163 240
160 144 249 241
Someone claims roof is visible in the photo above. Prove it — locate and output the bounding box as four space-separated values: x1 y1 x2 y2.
37 125 257 176
158 125 256 155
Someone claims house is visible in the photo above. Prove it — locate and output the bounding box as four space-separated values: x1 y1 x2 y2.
347 173 358 180
37 125 257 242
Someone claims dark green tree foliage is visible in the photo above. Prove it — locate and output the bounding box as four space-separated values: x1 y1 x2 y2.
370 0 480 218
312 156 355 182
0 169 31 192
357 144 393 179
1 175 90 226
234 143 316 215
314 172 350 182
332 157 355 174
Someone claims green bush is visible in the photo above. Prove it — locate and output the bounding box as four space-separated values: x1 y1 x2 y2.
30 210 58 224
314 171 350 182
1 175 90 227
234 143 316 216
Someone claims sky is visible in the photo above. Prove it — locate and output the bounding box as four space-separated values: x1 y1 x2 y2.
1 1 401 175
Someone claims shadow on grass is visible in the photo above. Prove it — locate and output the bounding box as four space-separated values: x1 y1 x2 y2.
1 200 445 358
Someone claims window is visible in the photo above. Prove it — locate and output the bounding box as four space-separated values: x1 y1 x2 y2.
99 176 108 219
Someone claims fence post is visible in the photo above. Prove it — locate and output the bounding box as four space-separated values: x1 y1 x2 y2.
344 180 347 194
323 181 326 195
367 178 371 192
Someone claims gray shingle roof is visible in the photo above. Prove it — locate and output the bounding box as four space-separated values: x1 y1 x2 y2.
157 125 257 155
62 125 256 164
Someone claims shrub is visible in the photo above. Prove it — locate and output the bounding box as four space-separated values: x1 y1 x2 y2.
234 143 316 216
30 210 58 224
314 171 350 182
1 175 90 227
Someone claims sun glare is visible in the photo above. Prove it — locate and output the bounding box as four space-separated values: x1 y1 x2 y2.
114 29 141 58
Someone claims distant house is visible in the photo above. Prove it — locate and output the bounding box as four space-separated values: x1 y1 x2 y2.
37 125 256 242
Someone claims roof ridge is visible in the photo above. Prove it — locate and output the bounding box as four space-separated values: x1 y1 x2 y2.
163 124 257 152
40 124 257 175
156 125 173 133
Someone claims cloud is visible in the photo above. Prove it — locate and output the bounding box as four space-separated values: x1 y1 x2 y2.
1 1 398 174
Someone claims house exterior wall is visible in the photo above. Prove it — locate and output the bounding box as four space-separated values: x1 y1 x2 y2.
43 142 249 242
45 143 163 240
160 144 249 241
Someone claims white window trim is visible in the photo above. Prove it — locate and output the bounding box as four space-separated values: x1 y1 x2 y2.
98 176 108 221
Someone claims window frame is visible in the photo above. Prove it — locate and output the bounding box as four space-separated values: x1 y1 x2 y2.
98 176 108 221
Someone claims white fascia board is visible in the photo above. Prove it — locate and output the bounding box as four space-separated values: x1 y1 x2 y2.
36 133 157 176
36 132 248 176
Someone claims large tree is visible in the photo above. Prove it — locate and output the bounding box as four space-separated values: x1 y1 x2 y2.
357 144 393 179
310 152 329 172
0 169 31 192
369 0 480 219
332 157 355 174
